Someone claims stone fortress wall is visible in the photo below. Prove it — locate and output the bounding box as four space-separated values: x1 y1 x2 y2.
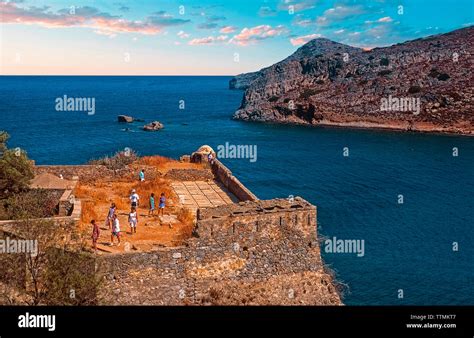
99 197 341 305
1 147 342 305
99 147 341 305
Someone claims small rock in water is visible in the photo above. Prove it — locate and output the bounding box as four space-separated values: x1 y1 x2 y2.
143 121 164 131
117 115 134 123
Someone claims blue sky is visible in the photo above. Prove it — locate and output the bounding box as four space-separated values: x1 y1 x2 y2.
1 0 473 75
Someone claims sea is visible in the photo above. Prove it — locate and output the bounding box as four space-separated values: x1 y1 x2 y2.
0 75 472 305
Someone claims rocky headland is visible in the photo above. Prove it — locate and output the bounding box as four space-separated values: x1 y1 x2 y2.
231 26 473 135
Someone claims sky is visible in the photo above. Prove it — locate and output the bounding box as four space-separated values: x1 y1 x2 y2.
1 0 473 75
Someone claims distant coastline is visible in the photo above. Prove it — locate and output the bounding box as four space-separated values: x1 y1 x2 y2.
231 26 474 136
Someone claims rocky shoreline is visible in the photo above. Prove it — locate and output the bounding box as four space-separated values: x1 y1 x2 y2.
231 26 473 136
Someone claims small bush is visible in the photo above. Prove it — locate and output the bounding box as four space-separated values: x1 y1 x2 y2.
380 57 390 66
89 149 138 171
377 69 392 76
0 131 34 198
268 96 279 102
300 88 318 99
437 73 450 81
3 189 60 219
429 68 440 78
408 85 422 94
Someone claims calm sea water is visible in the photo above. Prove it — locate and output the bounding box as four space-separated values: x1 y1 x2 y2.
0 76 472 305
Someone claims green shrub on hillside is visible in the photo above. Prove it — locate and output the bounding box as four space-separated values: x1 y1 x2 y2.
0 131 34 198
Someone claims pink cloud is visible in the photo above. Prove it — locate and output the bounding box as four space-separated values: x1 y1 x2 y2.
365 16 394 24
230 25 287 46
177 30 190 39
290 33 322 46
377 16 393 23
0 2 190 35
188 35 228 45
220 25 237 34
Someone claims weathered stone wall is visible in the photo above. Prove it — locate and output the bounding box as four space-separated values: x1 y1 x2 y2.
210 159 258 202
35 165 117 182
99 197 341 305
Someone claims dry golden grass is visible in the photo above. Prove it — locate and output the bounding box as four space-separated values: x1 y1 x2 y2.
74 183 107 202
81 201 98 225
136 155 175 168
73 155 208 251
132 178 174 202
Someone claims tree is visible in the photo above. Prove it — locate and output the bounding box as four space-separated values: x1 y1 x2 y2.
0 217 102 305
0 131 34 198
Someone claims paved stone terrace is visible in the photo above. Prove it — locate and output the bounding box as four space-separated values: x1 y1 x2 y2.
171 180 238 211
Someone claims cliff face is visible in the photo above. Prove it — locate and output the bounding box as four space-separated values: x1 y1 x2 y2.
232 27 473 135
229 70 260 90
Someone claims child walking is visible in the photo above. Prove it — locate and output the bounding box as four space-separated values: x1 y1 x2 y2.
91 219 100 253
128 207 138 234
111 214 121 246
106 202 116 229
159 192 166 216
149 193 155 216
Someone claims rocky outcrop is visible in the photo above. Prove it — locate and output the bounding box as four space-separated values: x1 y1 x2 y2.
232 26 473 135
117 115 134 123
229 71 260 90
143 121 164 131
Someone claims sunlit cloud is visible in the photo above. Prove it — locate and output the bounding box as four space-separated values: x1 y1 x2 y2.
230 25 287 46
316 5 366 27
0 2 190 35
177 30 190 38
365 16 393 24
290 33 322 46
220 25 237 33
188 35 228 45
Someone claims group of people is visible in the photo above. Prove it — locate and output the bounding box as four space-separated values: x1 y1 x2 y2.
89 169 167 252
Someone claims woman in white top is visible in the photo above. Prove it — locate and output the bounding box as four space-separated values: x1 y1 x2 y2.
111 214 121 246
128 207 138 234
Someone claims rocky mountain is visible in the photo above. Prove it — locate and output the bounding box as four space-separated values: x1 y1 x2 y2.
231 26 473 135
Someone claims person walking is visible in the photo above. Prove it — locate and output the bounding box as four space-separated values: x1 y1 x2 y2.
149 193 155 216
91 219 100 253
130 189 140 208
128 207 138 234
159 192 166 216
111 214 121 246
106 202 116 229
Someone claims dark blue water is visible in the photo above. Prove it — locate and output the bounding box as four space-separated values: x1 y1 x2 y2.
1 76 473 305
